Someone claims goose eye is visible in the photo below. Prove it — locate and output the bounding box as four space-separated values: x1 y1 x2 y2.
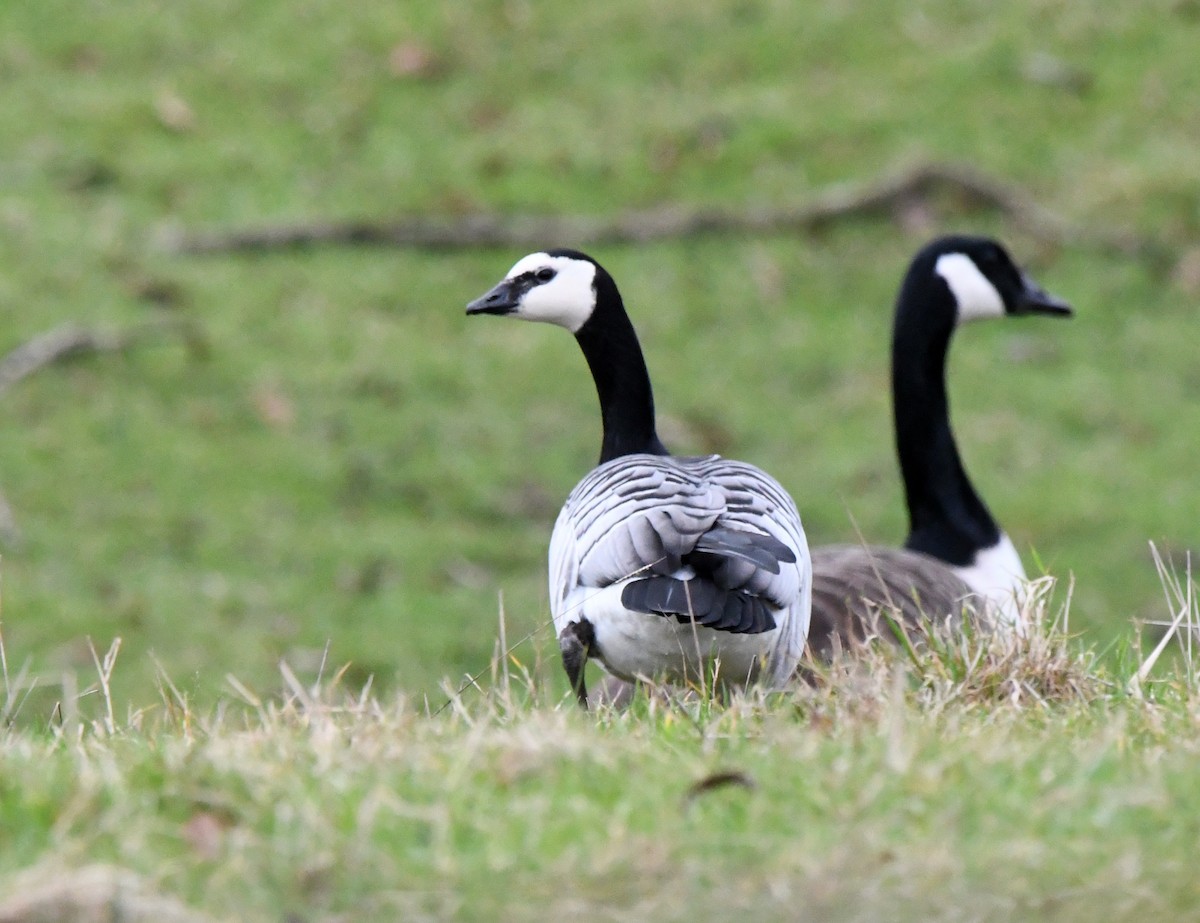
535 268 556 282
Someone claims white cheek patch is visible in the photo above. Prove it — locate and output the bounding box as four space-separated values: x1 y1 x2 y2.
504 253 598 333
936 253 1005 324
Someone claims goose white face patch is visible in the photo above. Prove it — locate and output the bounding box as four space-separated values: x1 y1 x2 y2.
505 253 598 332
936 252 1005 324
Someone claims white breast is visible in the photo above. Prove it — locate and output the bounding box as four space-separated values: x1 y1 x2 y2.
950 532 1027 630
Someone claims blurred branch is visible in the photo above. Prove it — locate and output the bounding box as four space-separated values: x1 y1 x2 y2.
0 317 207 547
0 318 207 400
162 162 1172 263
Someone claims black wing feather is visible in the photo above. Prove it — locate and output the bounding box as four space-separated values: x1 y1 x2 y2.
622 576 719 619
691 526 796 574
621 577 777 635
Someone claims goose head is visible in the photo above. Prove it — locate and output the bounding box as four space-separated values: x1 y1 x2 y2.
923 235 1073 326
467 248 663 462
466 249 603 334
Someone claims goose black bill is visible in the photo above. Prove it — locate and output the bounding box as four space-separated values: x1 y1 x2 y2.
466 280 522 316
1018 274 1073 317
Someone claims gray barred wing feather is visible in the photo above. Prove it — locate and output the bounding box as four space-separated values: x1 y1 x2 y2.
549 453 811 681
549 455 725 629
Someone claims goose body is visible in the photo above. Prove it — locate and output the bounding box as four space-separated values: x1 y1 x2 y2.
551 452 808 689
807 544 976 660
806 236 1072 659
467 250 810 705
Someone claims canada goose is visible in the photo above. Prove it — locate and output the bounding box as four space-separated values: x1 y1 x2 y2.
805 235 1072 660
467 249 811 707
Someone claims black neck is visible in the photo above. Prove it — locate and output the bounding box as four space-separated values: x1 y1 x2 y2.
892 277 1001 567
573 272 668 465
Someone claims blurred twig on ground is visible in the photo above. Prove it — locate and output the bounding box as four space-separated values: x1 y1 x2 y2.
0 319 206 401
162 162 1171 263
0 318 208 547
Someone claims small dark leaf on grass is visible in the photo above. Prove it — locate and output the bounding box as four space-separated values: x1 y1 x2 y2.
469 102 506 130
67 44 104 73
1020 53 1093 94
336 556 389 596
479 151 511 178
658 413 733 455
339 454 376 506
694 119 731 158
154 89 196 132
251 384 296 429
896 197 937 237
748 246 785 303
649 137 681 175
182 811 228 861
1174 0 1200 20
119 271 185 308
388 42 442 79
1170 246 1200 295
498 480 559 519
442 556 494 591
684 769 757 806
351 372 406 405
63 158 119 192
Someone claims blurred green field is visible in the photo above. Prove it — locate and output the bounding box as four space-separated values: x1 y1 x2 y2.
1 0 1198 710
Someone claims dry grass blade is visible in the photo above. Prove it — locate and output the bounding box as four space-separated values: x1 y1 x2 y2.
224 672 264 711
432 557 670 717
87 636 122 736
1131 542 1197 695
907 576 1109 709
0 613 37 728
152 653 193 736
811 576 1111 714
433 614 550 718
278 659 315 712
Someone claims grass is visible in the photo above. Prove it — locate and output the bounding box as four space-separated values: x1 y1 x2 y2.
2 580 1200 921
0 0 1198 705
1 0 1199 916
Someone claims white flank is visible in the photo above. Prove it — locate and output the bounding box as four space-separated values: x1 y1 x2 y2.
506 252 598 332
951 532 1028 630
936 252 1005 324
563 584 777 687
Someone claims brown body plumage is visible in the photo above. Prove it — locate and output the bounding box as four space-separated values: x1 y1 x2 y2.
805 544 983 660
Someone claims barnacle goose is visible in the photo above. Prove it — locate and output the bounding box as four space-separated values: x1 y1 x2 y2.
806 235 1072 660
467 249 811 707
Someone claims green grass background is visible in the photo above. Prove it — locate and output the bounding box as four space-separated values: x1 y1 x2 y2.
4 3 1200 921
1 0 1198 707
